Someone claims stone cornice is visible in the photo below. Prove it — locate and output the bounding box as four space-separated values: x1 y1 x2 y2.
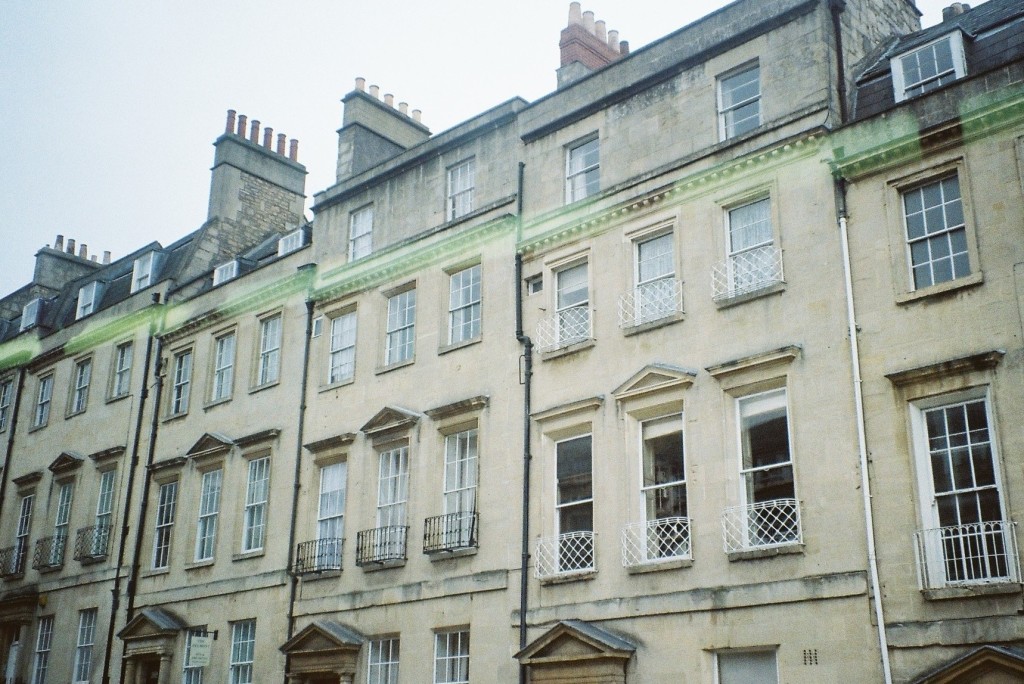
885 350 1004 388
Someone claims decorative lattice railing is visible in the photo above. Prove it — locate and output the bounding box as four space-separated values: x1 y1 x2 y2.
621 516 691 567
618 278 683 328
535 306 591 352
535 531 595 578
711 246 783 301
721 498 801 553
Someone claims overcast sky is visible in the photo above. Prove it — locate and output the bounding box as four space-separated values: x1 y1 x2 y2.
0 1 951 297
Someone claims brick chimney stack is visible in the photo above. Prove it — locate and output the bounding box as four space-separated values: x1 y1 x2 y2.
557 2 628 88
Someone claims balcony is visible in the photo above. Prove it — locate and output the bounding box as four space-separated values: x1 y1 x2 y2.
355 526 408 566
423 511 478 554
711 246 784 302
621 517 691 568
914 521 1020 590
535 306 591 353
32 536 67 571
721 499 801 553
535 531 595 579
0 544 27 579
293 538 343 574
618 278 683 329
74 525 112 562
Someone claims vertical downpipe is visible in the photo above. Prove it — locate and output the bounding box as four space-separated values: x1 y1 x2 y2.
515 161 534 684
0 369 26 533
836 179 892 683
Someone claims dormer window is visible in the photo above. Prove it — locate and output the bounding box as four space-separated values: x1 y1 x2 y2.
892 33 966 102
76 282 103 319
20 298 42 332
213 261 238 286
277 228 306 256
131 252 164 293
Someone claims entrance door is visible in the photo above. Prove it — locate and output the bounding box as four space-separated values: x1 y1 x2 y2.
139 657 161 684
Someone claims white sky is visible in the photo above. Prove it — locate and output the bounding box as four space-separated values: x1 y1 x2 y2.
0 1 950 297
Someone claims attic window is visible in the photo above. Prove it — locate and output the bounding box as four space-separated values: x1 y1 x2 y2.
76 282 103 319
213 261 239 286
131 252 164 293
277 228 306 256
20 298 42 332
892 32 966 102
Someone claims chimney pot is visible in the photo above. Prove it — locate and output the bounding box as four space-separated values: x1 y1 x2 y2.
399 102 409 115
608 29 619 51
263 127 273 148
237 114 247 137
412 109 422 122
289 139 299 161
250 120 260 143
595 20 607 42
568 2 582 25
369 85 380 99
355 77 366 91
55 234 64 251
384 93 394 107
277 133 286 155
620 40 630 55
582 10 595 34
103 250 111 264
67 238 76 255
90 255 98 263
79 244 88 259
226 109 237 135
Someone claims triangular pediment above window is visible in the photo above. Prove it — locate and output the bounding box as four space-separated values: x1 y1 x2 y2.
360 406 421 438
914 645 1024 684
118 607 187 641
186 432 234 459
48 452 85 474
612 364 697 402
516 620 636 665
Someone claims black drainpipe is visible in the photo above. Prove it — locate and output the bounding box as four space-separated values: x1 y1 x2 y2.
284 273 316 684
829 0 849 124
514 161 534 684
102 298 159 684
0 368 27 532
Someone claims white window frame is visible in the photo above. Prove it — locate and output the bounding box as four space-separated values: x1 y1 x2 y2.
377 446 410 529
229 620 256 684
51 482 74 565
316 462 346 569
20 298 42 332
555 261 590 347
170 349 193 415
0 378 13 431
131 252 163 293
194 468 223 562
70 357 92 415
718 62 761 140
72 608 97 684
555 434 594 538
892 32 966 102
640 414 688 524
211 332 236 402
715 648 779 684
92 469 116 555
726 196 775 288
277 228 306 256
213 261 238 286
565 136 599 204
443 429 478 518
152 481 177 569
446 158 476 221
30 615 53 684
182 627 207 684
901 173 969 290
76 281 102 320
328 310 357 384
14 494 33 573
367 637 400 684
434 630 470 684
738 388 796 508
448 264 481 345
630 230 677 324
349 205 373 261
385 288 416 366
241 457 270 552
112 342 133 398
257 314 282 386
33 375 53 428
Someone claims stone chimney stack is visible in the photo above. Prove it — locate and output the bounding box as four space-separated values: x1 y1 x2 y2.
942 2 971 21
207 109 307 233
335 78 430 182
557 2 629 88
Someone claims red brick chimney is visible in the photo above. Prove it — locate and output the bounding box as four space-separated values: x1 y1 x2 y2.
557 2 628 88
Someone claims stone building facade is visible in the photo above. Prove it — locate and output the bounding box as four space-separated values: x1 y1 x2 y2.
0 1 1022 683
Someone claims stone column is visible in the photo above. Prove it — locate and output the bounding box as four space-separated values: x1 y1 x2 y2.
158 654 172 684
123 659 137 684
339 673 354 684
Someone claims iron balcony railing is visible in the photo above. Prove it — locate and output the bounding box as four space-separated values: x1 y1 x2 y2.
535 531 595 578
293 538 343 574
721 498 801 553
32 535 67 570
711 246 784 301
535 305 591 353
621 516 691 567
0 544 27 579
423 511 478 553
355 526 408 566
74 525 112 561
618 278 683 328
914 520 1020 590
